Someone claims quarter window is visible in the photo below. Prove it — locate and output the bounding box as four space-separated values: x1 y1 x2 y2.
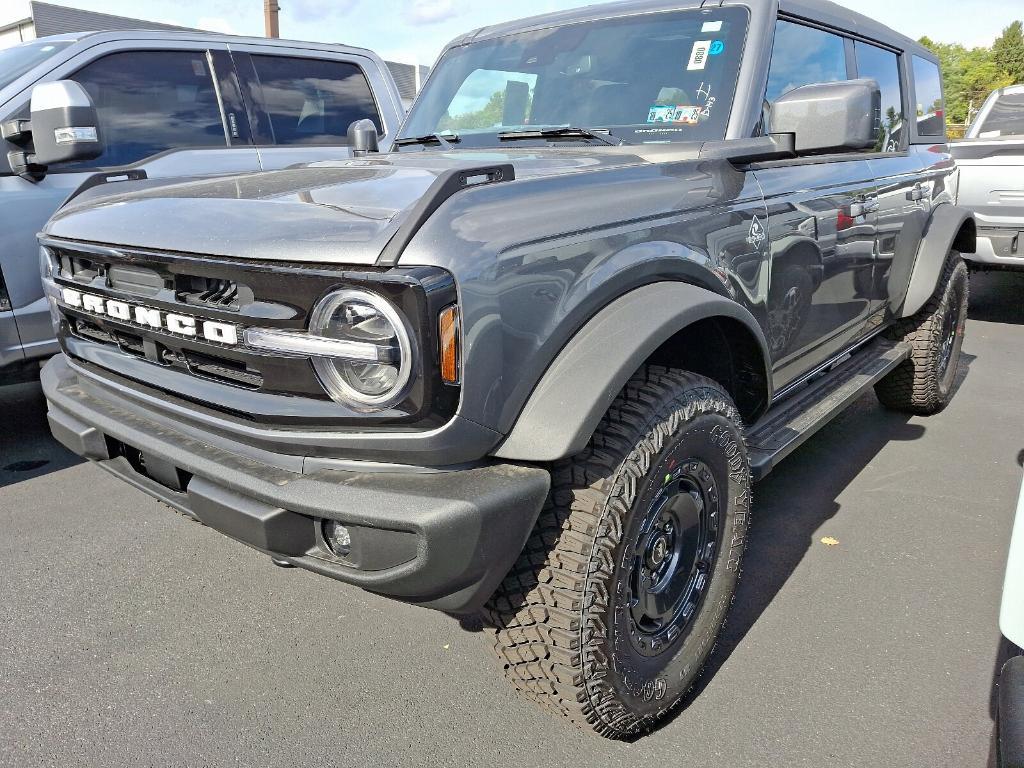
912 56 944 137
248 55 381 145
855 42 905 152
765 20 849 103
71 50 227 168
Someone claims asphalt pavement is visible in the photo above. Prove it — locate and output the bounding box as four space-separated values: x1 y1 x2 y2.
1 269 1023 767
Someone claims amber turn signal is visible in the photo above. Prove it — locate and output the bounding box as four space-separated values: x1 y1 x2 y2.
439 305 461 384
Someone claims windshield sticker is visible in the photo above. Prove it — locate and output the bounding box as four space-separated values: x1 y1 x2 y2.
687 40 711 71
709 40 725 56
702 20 723 33
697 82 716 117
648 105 702 125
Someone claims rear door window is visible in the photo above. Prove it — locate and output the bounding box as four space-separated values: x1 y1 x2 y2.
71 50 228 168
246 55 381 145
975 91 1024 137
855 41 905 151
912 56 944 137
765 20 849 103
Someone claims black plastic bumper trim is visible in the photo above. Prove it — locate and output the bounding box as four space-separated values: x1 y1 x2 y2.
42 355 550 613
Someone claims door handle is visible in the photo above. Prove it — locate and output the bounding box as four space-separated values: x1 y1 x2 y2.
906 184 926 202
850 199 879 218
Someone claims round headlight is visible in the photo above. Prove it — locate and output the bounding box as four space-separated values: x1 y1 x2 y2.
309 289 414 409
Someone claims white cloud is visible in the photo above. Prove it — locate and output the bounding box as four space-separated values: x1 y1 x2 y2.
197 16 237 34
285 0 360 22
410 0 459 25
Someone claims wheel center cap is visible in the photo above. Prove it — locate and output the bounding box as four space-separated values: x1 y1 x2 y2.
650 536 669 566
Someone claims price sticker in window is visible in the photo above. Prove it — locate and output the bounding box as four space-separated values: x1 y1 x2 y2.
687 40 711 71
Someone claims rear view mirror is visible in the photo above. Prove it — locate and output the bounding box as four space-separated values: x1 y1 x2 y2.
29 80 103 167
502 81 530 126
769 79 880 155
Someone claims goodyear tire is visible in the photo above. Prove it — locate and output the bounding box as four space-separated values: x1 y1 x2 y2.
483 367 751 738
874 252 968 415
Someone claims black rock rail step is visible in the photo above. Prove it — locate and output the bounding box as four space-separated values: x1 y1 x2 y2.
748 338 912 480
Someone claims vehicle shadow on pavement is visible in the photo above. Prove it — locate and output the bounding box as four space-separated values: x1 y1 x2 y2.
0 379 82 489
969 270 1024 326
683 396 932 710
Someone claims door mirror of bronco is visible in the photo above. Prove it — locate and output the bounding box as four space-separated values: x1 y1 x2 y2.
28 80 104 168
769 79 881 155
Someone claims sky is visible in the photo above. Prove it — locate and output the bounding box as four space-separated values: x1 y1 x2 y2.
12 0 1024 67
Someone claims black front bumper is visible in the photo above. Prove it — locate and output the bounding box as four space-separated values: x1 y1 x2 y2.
42 355 550 613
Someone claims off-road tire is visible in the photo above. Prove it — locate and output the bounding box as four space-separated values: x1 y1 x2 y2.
874 252 968 415
482 367 751 738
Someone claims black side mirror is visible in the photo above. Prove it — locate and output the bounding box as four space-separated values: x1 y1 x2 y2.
347 119 380 156
769 79 881 155
29 80 103 166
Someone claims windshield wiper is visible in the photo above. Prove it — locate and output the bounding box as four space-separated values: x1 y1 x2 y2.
497 127 624 146
394 132 460 149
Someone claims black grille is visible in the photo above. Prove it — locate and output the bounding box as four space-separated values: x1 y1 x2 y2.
175 275 254 311
46 238 460 428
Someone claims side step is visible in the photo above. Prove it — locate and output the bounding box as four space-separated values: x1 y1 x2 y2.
747 338 912 481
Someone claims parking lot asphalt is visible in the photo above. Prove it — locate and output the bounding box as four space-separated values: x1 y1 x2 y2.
1 269 1022 768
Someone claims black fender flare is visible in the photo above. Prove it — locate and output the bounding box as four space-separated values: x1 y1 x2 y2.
492 282 772 462
899 204 976 318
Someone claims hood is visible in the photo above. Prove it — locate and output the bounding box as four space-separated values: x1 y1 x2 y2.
45 149 663 266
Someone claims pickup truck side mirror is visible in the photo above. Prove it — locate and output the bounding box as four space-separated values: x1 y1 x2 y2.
769 79 881 155
29 80 104 167
347 119 380 156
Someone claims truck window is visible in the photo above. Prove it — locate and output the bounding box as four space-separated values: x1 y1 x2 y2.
912 56 944 137
975 90 1024 137
401 7 750 147
765 20 849 104
855 41 905 152
70 50 228 168
247 55 381 145
0 40 73 91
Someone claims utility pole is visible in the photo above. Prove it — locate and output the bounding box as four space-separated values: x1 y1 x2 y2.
264 0 280 38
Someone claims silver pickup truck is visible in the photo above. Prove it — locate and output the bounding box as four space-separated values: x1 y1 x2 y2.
952 85 1024 268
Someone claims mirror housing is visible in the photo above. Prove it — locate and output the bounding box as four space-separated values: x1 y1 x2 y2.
29 80 103 167
769 79 881 155
347 119 380 156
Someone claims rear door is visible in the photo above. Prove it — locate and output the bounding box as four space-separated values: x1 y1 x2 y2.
753 19 881 389
0 41 260 362
228 45 399 171
854 40 929 321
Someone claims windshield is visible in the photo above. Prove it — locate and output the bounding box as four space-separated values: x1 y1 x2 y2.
0 39 74 92
400 7 749 148
974 91 1024 138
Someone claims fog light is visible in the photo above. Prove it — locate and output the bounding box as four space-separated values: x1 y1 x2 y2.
323 520 352 556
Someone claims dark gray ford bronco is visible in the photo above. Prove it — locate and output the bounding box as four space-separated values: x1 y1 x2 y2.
40 0 975 738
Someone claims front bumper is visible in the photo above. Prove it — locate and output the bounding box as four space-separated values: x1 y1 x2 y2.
42 354 550 613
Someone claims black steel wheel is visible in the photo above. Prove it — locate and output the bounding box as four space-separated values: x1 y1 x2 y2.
484 368 751 738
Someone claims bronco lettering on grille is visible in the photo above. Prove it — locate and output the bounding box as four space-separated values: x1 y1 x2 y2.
59 287 239 346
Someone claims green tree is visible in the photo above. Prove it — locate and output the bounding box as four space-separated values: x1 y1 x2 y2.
438 90 507 132
993 21 1024 84
919 35 1015 125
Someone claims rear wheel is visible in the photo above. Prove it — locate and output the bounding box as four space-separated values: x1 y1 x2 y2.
875 252 968 414
483 368 751 738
